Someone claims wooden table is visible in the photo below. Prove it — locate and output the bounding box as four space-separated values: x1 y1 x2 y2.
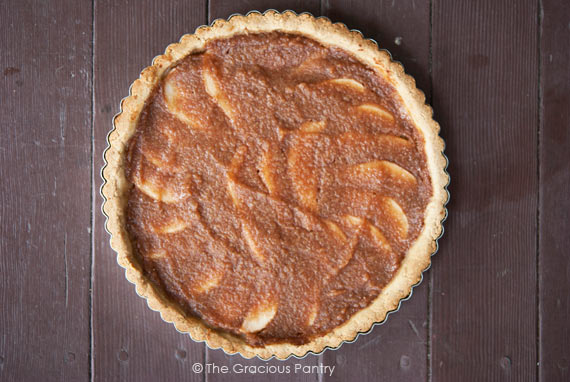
1 0 569 381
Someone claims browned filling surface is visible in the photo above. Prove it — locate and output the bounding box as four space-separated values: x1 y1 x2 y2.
124 32 432 346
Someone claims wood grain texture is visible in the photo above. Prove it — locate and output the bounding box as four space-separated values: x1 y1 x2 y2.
208 0 321 19
93 1 206 381
320 1 431 381
0 0 92 380
539 1 570 380
431 0 539 380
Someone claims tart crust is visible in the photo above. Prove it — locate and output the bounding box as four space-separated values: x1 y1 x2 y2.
101 10 449 359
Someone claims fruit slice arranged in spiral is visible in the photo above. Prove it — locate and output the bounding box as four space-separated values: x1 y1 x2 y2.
351 160 417 184
195 271 225 294
227 147 267 264
133 175 189 204
287 132 321 212
337 131 411 151
152 217 189 234
307 303 319 326
324 78 366 92
355 103 395 122
367 222 392 252
384 197 409 238
163 68 202 128
148 250 166 260
323 219 348 243
202 55 236 122
299 120 326 133
259 146 278 195
241 300 278 333
344 215 391 252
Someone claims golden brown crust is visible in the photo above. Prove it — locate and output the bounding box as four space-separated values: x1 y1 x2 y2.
101 10 449 359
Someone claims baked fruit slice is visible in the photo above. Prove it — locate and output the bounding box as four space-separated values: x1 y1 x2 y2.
102 10 449 359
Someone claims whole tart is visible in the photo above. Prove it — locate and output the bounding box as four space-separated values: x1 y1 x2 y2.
102 11 448 359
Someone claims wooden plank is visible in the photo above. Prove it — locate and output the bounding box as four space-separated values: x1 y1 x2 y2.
93 1 206 381
539 0 570 380
205 349 321 382
321 1 431 380
431 0 538 380
208 0 320 19
204 3 321 380
0 0 92 380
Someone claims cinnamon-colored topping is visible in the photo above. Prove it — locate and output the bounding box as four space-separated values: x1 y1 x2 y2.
125 32 432 346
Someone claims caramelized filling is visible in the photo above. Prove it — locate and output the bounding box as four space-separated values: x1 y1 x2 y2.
125 32 432 346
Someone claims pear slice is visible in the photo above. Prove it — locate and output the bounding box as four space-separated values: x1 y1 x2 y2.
259 148 277 195
226 177 240 208
142 148 167 168
327 289 345 297
377 134 411 148
287 142 318 212
344 214 365 227
325 78 365 92
307 303 319 326
226 180 265 263
241 224 266 263
383 197 409 238
229 146 247 177
337 132 411 152
293 53 325 73
202 65 235 122
195 272 223 294
323 219 347 242
163 73 201 128
227 147 247 207
356 103 395 122
351 160 416 184
241 301 278 333
277 127 288 141
133 176 186 204
367 223 392 252
148 250 166 260
154 217 188 234
299 120 326 133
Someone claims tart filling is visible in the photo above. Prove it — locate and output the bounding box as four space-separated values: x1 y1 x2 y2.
103 11 448 359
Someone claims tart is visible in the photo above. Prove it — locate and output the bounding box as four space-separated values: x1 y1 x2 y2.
102 10 449 359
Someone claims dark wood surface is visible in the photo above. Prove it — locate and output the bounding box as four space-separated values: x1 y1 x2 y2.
1 1 92 380
1 0 568 381
431 1 539 380
539 0 570 380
